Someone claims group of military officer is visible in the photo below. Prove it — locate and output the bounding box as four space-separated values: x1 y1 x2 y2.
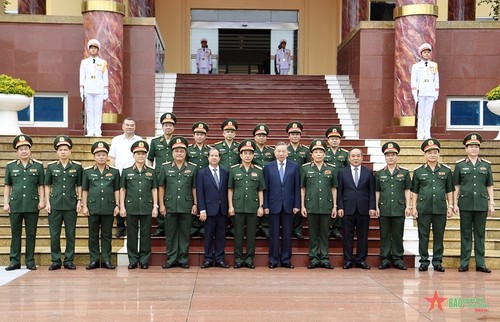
3 114 494 272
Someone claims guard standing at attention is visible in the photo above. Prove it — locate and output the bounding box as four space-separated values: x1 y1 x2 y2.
286 121 310 240
79 38 109 137
82 141 120 270
275 39 291 75
324 126 349 240
375 141 411 270
120 140 158 270
4 134 45 271
45 135 83 271
454 133 494 273
148 112 177 237
411 138 454 272
196 38 212 74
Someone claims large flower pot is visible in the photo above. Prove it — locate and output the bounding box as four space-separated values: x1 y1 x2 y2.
487 100 500 140
0 94 32 135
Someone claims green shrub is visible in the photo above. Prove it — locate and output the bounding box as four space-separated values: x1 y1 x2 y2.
486 84 500 101
0 74 35 97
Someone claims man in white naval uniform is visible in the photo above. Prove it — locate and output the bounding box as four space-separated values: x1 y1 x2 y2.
79 38 109 137
275 39 291 75
411 42 439 140
196 38 212 74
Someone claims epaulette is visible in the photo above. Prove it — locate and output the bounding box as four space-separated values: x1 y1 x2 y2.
188 161 197 167
300 144 308 148
188 143 195 147
161 161 171 166
440 163 451 169
413 164 424 170
206 144 212 149
145 164 155 169
72 160 82 165
302 162 312 167
340 148 349 153
254 165 263 170
109 165 117 170
455 158 466 164
326 162 336 168
483 159 491 164
213 141 223 145
32 159 43 164
47 160 57 165
231 164 240 168
7 159 16 164
84 165 94 170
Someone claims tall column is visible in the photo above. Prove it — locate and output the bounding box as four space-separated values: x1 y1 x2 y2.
82 0 125 123
129 0 154 17
342 0 369 40
448 0 475 21
18 0 46 14
393 1 438 126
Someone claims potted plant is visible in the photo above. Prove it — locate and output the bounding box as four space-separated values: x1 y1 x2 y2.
0 74 35 135
478 0 499 20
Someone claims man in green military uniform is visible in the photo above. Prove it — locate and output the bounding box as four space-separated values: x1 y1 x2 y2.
187 121 210 238
453 133 494 273
228 140 266 269
45 135 83 271
4 134 45 271
324 126 349 240
82 141 120 270
253 123 275 238
148 112 176 237
159 136 198 269
286 121 310 239
120 140 158 270
375 141 411 270
411 138 454 272
300 139 337 269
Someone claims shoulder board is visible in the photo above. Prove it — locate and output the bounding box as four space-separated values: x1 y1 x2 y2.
302 162 312 167
206 144 212 149
340 148 349 153
32 159 43 164
7 160 16 164
254 165 263 170
188 161 197 167
326 163 336 167
213 141 223 145
413 164 424 170
231 164 240 168
145 164 155 170
265 145 274 149
455 158 466 164
161 161 170 165
188 144 195 147
300 144 308 148
72 160 82 165
440 163 451 169
47 160 57 165
84 165 94 170
482 158 491 164
108 165 117 170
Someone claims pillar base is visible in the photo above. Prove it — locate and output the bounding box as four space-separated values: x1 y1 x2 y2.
102 113 121 124
399 116 415 126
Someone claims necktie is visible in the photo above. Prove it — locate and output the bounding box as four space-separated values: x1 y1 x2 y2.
354 167 359 187
93 58 95 64
425 61 428 67
279 162 285 183
213 168 220 189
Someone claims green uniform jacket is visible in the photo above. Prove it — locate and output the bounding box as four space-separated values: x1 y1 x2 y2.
82 165 120 215
287 144 310 166
120 164 158 215
228 164 266 213
253 145 275 167
375 166 411 216
186 144 210 169
324 147 349 169
300 162 338 214
213 140 240 171
453 157 493 211
5 159 44 213
45 160 83 211
158 161 197 213
411 163 454 215
147 135 173 171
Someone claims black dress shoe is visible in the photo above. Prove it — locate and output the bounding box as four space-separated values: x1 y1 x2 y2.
115 230 126 238
26 264 37 270
48 263 61 271
321 262 334 269
140 263 149 269
332 231 343 240
356 261 371 269
293 233 305 240
178 263 190 269
64 263 76 270
201 261 212 269
216 261 230 268
246 262 255 269
343 262 353 269
234 263 243 269
281 263 294 269
86 261 99 270
162 262 176 269
307 262 319 269
101 261 116 269
418 264 428 271
5 264 21 271
458 265 469 272
378 262 390 270
152 230 165 237
434 265 445 272
394 263 407 270
476 266 491 273
269 263 278 269
128 263 138 269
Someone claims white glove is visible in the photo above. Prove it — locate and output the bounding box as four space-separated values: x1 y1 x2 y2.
412 90 418 104
80 87 84 102
276 67 280 74
103 88 108 101
434 93 439 101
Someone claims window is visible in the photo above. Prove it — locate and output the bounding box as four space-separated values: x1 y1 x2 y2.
447 97 500 130
18 93 68 127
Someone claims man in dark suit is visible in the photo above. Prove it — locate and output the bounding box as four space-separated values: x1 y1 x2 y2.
264 142 301 269
337 148 376 269
196 148 230 268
